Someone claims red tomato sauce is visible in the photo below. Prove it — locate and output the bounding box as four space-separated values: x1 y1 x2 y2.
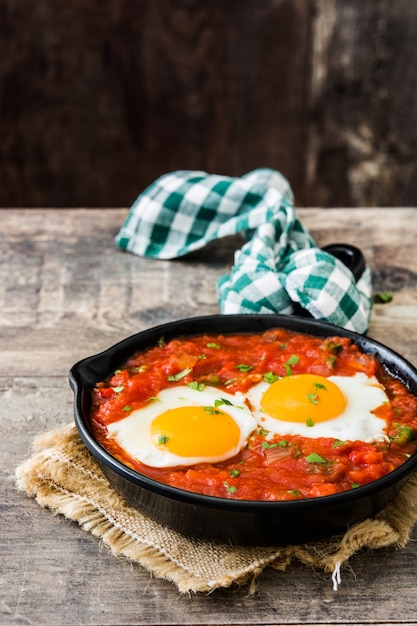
90 329 417 501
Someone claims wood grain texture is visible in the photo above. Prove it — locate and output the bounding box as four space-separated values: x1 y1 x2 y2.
0 0 310 207
2 207 416 373
1 1 416 208
1 207 416 625
307 0 417 206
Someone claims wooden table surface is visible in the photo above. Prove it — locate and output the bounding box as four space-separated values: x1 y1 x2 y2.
1 207 416 626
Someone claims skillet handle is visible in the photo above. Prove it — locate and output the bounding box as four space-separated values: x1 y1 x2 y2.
321 243 366 283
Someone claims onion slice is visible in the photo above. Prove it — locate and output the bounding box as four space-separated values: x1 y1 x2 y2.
264 446 293 465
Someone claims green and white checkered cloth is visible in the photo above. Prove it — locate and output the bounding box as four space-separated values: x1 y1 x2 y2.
116 168 372 333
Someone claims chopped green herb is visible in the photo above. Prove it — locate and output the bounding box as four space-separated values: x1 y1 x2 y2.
259 429 269 436
306 382 326 405
284 355 299 376
324 341 343 354
214 397 233 407
305 453 328 464
286 355 299 365
130 365 148 373
223 481 237 494
236 364 254 372
373 292 393 304
206 342 221 349
122 405 132 412
204 406 222 415
262 439 289 449
307 393 319 405
197 354 207 360
187 381 205 391
224 377 238 386
332 439 348 447
351 482 360 489
280 343 287 349
263 371 279 384
288 489 302 496
158 434 169 445
113 385 124 393
306 418 315 427
202 373 221 386
393 425 414 446
262 441 279 449
167 367 193 382
229 469 240 478
157 336 166 348
326 355 337 369
114 369 122 374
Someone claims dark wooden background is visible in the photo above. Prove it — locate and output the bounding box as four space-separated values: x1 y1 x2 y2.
1 0 416 208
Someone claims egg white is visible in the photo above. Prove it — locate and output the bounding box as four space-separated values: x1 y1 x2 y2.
246 372 389 442
106 385 257 468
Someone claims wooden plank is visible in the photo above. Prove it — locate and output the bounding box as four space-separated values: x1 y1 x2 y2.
1 2 417 209
1 208 416 374
307 0 417 206
0 0 310 207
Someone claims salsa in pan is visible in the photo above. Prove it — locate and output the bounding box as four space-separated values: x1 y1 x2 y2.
90 329 417 501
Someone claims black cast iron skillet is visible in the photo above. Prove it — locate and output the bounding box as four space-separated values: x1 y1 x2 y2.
70 314 417 546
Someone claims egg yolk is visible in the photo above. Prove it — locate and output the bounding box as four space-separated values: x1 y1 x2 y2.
260 374 347 423
150 406 241 458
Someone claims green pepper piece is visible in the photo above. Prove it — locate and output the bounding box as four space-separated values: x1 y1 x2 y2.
394 425 414 446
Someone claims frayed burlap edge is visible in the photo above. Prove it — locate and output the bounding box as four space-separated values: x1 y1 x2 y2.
15 424 417 594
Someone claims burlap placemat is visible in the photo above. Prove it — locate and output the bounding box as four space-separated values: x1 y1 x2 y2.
16 424 417 594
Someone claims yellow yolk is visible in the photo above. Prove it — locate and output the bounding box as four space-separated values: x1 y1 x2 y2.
106 385 257 468
151 406 241 458
260 374 347 423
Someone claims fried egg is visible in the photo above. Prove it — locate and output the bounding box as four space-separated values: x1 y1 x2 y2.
246 372 388 442
106 385 257 468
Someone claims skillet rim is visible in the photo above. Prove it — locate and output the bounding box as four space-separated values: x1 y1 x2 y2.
69 313 417 513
